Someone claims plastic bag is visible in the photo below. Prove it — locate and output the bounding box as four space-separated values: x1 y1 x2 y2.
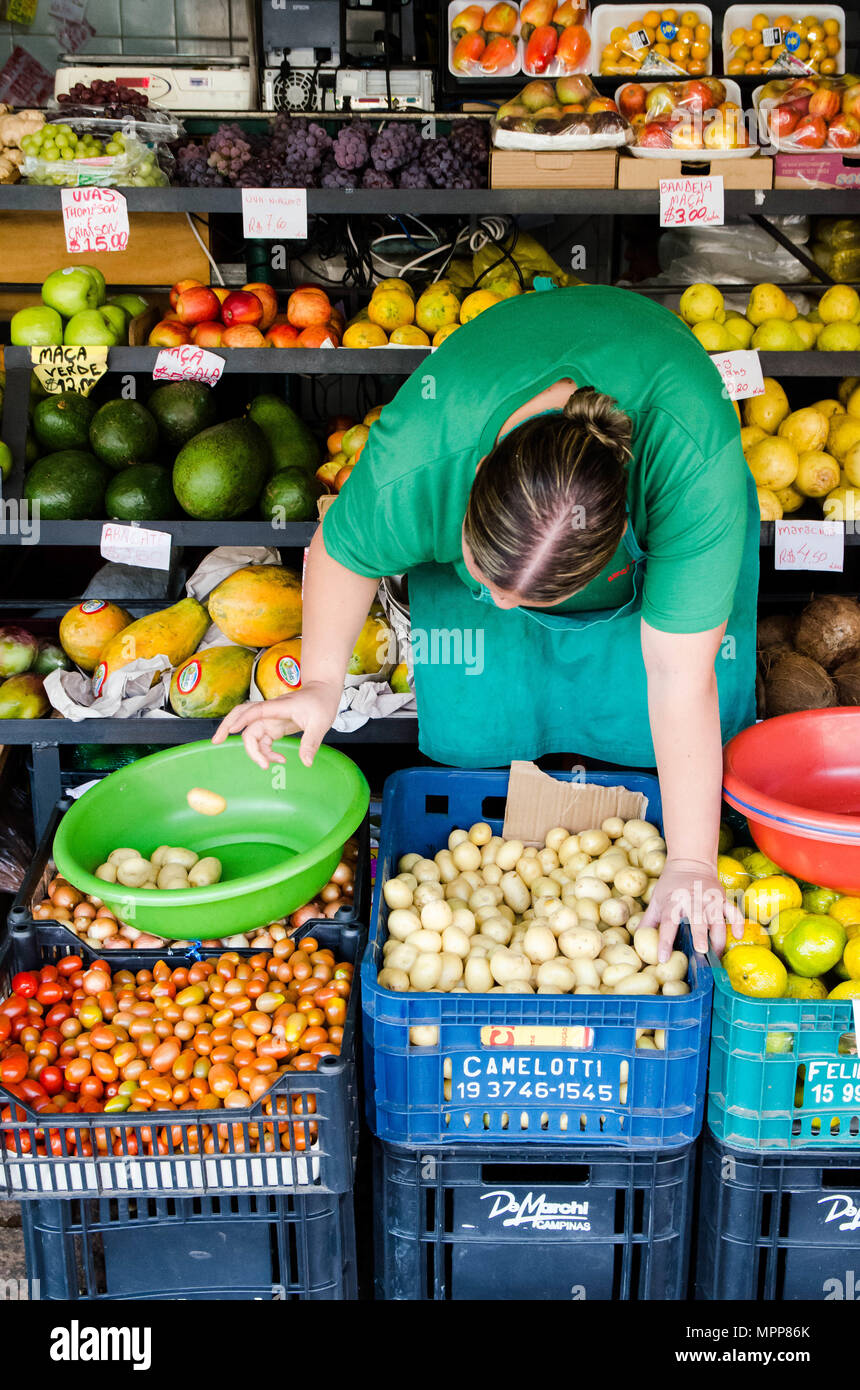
653 217 813 286
493 72 631 149
24 134 171 187
811 241 860 283
723 19 844 80
45 103 183 145
618 77 754 157
755 75 860 153
815 216 860 249
0 783 34 894
471 228 582 288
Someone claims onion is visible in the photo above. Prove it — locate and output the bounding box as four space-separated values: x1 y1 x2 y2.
794 594 860 671
290 902 321 929
834 656 860 705
321 883 342 903
331 860 353 885
324 898 345 918
764 651 837 716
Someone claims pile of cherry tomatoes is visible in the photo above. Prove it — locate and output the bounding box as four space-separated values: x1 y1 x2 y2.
0 938 352 1161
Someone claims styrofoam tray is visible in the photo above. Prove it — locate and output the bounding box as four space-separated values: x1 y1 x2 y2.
616 76 759 156
722 5 846 77
447 0 522 78
493 124 632 149
522 9 593 77
591 3 712 76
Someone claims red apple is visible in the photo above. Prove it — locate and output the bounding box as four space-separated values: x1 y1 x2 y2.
148 319 191 347
169 278 203 310
842 83 860 120
190 320 224 347
786 94 810 117
298 324 340 348
175 286 222 325
286 287 332 329
678 79 715 113
222 323 268 347
769 104 800 138
618 83 646 120
638 121 674 148
827 113 860 148
264 322 300 347
221 290 264 328
808 87 841 122
241 282 278 331
792 114 828 148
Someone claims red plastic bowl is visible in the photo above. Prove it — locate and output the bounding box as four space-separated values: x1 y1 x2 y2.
723 708 860 894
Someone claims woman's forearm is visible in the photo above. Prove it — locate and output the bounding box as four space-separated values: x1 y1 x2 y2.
301 526 382 688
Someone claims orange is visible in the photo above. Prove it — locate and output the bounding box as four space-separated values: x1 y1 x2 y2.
828 980 860 1000
830 896 860 928
342 322 388 348
782 914 846 978
769 906 806 957
743 875 802 925
368 290 414 331
843 937 860 980
718 855 751 892
723 920 772 953
784 974 828 999
725 945 788 998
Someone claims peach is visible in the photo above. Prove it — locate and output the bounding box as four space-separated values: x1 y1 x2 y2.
221 324 268 347
190 320 224 347
175 286 222 325
221 290 264 328
297 324 340 348
264 322 300 347
242 282 279 331
148 319 191 347
287 286 333 329
169 278 203 310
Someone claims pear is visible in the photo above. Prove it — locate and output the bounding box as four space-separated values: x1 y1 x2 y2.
827 413 860 461
679 282 724 325
751 319 804 352
724 313 754 348
824 484 860 521
812 398 845 419
845 384 860 419
746 283 798 326
520 80 557 111
775 484 804 514
746 437 799 490
743 378 789 433
795 450 841 497
818 284 860 323
818 322 860 352
843 441 860 488
757 487 783 521
740 425 766 457
777 407 829 454
691 320 736 352
838 376 860 406
792 320 819 350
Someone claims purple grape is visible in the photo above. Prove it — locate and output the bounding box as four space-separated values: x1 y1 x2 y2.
173 140 226 187
449 117 490 173
361 167 394 189
397 160 431 189
419 136 479 189
207 122 254 180
332 120 371 171
369 122 422 173
321 163 360 189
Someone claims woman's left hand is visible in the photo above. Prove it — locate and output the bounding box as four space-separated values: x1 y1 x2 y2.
639 858 745 961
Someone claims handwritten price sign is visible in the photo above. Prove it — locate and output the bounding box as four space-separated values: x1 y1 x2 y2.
710 349 765 400
659 176 724 228
153 345 224 387
100 523 171 572
61 186 129 255
30 345 108 396
774 520 844 573
242 187 307 240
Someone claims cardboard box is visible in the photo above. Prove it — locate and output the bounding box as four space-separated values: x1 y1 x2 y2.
502 760 648 843
774 152 860 189
317 494 338 520
491 148 619 189
617 154 773 189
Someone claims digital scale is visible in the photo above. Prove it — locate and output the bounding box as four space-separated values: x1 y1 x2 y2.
54 55 257 111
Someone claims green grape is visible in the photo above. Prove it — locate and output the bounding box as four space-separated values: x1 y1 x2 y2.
105 141 121 154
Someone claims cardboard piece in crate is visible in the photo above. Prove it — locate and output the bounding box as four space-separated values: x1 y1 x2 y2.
774 152 860 189
491 149 618 189
617 154 773 189
502 759 647 842
0 211 212 293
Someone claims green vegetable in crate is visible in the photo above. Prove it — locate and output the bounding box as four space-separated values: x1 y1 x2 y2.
147 379 218 450
247 394 319 476
89 399 159 470
259 465 322 523
169 645 255 718
33 391 97 452
105 463 175 521
172 418 269 520
23 449 108 519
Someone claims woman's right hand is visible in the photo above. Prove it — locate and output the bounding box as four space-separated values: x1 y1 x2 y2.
211 680 342 770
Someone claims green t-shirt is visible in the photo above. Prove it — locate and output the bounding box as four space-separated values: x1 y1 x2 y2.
323 285 749 634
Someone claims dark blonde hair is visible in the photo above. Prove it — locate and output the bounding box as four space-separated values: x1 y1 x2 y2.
463 386 633 606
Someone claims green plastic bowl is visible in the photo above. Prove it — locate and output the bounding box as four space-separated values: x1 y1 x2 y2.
52 737 369 941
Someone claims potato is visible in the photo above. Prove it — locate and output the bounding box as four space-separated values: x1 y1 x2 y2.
576 985 600 995
480 917 514 945
157 865 189 890
613 971 658 995
623 819 658 847
377 967 411 991
388 908 422 941
410 954 443 990
499 980 534 993
95 862 118 883
633 925 660 966
599 897 630 928
489 948 532 985
413 881 444 907
116 857 153 888
482 863 503 886
641 880 657 905
480 836 504 866
601 943 641 971
523 924 557 964
600 925 631 947
558 926 602 960
469 884 502 911
186 786 226 817
550 904 579 933
655 951 688 984
516 855 542 887
532 875 561 900
408 928 443 955
386 941 418 973
464 956 494 992
447 829 469 851
398 871 419 891
538 985 564 994
399 852 421 873
557 834 581 864
496 839 524 872
537 847 559 874
613 866 648 898
536 959 576 991
548 868 572 888
384 877 413 911
418 898 453 934
413 857 442 883
163 847 198 870
108 847 142 866
409 1025 439 1046
592 957 606 979
442 925 471 959
500 871 530 914
445 875 476 902
661 981 690 996
450 906 477 933
564 851 592 874
639 835 667 856
579 829 611 857
640 850 667 877
574 898 600 924
544 827 569 853
438 952 464 991
573 876 611 904
187 856 222 888
636 1035 658 1049
452 840 482 873
570 958 600 989
601 816 625 839
592 854 627 883
627 912 644 933
654 1029 666 1050
434 849 459 883
149 846 171 868
601 962 637 989
469 821 492 846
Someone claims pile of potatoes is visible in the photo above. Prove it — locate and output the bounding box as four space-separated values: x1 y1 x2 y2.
93 845 223 892
377 818 690 1013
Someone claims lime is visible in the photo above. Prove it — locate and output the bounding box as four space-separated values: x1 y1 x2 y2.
769 906 806 957
784 973 828 1000
0 441 11 482
718 823 734 853
802 885 842 915
782 914 846 978
718 855 751 892
765 1031 795 1054
741 851 783 880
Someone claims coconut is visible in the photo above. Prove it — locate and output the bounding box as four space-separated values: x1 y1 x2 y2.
793 594 860 672
834 656 860 706
757 613 796 651
757 641 793 680
764 651 837 717
755 670 766 719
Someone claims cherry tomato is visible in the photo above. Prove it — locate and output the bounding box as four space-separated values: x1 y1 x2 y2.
11 972 38 998
39 1066 64 1096
56 955 83 978
36 981 64 1007
0 1053 28 1086
0 1016 11 1045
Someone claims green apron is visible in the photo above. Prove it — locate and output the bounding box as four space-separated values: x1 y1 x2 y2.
408 476 760 769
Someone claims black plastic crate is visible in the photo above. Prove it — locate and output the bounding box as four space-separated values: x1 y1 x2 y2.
373 1139 696 1300
0 925 362 1199
21 1190 357 1300
696 1127 860 1301
7 796 371 954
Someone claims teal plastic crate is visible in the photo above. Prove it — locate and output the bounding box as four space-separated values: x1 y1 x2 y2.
708 960 860 1151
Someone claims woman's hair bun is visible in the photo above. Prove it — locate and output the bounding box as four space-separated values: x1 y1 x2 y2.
563 385 632 466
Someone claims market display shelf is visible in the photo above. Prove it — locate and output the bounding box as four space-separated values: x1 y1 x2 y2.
0 715 419 744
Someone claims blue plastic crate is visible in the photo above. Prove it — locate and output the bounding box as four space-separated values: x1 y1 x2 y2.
374 1138 695 1300
21 1191 357 1300
361 767 713 1147
696 1126 860 1301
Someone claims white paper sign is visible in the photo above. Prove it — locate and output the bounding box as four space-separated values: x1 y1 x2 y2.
710 349 765 400
627 27 650 49
659 176 724 228
241 187 308 239
153 345 224 386
61 186 129 255
50 0 87 21
774 520 845 573
100 523 172 571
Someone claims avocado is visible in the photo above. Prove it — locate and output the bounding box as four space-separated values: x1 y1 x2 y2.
105 464 176 521
172 418 269 520
260 465 322 522
33 391 98 452
148 380 218 451
247 393 319 475
89 399 159 471
24 450 109 519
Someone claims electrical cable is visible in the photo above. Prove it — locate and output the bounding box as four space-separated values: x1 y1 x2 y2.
184 211 225 285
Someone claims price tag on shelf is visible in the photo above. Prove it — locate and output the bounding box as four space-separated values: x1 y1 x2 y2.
100 523 172 572
710 349 765 400
61 186 129 255
774 519 844 573
241 187 307 240
152 345 224 386
29 345 108 395
659 176 724 228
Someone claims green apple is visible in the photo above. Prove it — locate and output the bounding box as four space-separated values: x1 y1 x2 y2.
10 305 63 346
78 264 107 305
108 293 148 318
0 442 11 483
100 304 128 340
63 308 120 346
42 266 102 317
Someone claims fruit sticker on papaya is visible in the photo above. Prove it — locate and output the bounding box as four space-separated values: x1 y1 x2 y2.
277 655 301 689
176 659 201 694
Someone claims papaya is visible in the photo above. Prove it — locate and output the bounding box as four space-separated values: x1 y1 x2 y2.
208 565 302 648
59 599 132 673
256 638 302 699
247 394 319 475
348 613 394 674
169 644 254 717
92 596 209 696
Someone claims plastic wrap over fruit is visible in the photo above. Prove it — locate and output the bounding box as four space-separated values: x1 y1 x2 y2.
756 73 860 152
492 73 633 148
598 8 712 78
619 77 756 156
